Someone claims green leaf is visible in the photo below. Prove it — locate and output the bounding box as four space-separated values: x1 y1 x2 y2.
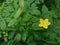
0 15 6 30
31 9 40 15
42 5 48 14
1 42 7 45
8 19 17 26
27 42 36 45
0 34 2 38
4 6 14 12
14 33 21 42
26 36 36 45
14 8 22 19
22 13 32 22
33 32 41 41
6 0 13 3
56 37 60 43
46 40 57 44
19 0 24 10
13 0 19 10
21 31 28 42
8 32 15 39
35 0 40 4
7 40 13 45
32 22 42 30
6 5 22 26
40 0 44 3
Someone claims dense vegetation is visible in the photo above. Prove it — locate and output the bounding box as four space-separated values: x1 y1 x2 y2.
0 0 60 45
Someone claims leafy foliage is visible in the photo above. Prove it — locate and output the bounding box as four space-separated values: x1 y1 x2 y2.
0 0 60 45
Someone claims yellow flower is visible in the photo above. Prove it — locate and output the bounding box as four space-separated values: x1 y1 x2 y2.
39 18 51 29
